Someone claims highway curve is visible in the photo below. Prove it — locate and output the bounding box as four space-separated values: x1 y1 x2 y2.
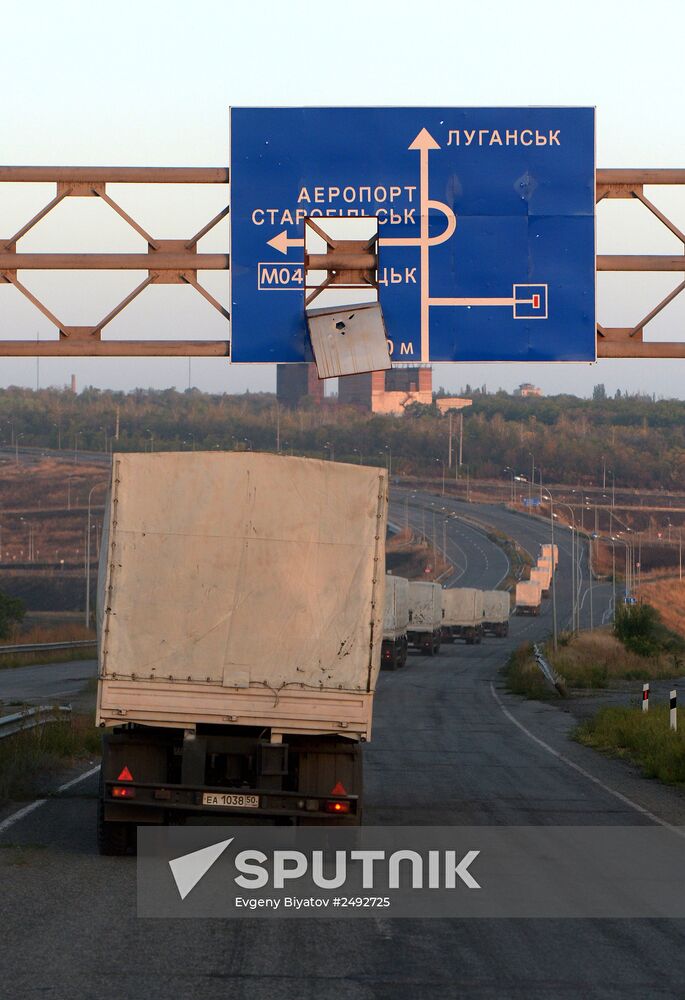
2 494 685 998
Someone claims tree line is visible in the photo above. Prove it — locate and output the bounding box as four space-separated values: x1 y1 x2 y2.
0 384 684 490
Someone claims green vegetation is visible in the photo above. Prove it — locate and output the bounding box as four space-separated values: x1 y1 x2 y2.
2 384 685 487
504 628 684 699
504 643 558 700
0 590 25 640
0 714 100 804
575 706 685 785
614 602 685 658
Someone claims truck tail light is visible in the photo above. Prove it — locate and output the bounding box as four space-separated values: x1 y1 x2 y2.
112 786 135 798
325 799 351 815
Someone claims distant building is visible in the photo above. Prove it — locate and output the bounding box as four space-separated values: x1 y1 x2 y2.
514 383 543 398
338 366 432 414
435 397 473 416
276 363 324 407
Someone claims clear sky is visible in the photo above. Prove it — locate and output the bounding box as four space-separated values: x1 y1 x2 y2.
2 0 685 398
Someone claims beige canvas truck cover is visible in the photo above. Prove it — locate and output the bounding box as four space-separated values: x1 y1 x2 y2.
407 581 442 631
515 580 542 608
383 575 410 640
96 453 387 738
442 588 484 627
541 543 559 568
531 566 551 590
482 590 510 622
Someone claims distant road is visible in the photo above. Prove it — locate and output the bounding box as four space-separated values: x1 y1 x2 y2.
2 489 685 999
0 659 97 706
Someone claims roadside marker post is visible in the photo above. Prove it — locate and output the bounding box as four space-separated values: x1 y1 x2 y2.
670 690 677 732
642 683 650 712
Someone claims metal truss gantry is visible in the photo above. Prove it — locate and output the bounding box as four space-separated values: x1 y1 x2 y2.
1 165 684 358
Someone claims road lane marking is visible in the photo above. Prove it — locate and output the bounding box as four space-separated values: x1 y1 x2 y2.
489 682 685 838
0 764 100 835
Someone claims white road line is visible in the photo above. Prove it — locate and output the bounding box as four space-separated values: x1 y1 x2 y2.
0 764 100 835
489 682 685 838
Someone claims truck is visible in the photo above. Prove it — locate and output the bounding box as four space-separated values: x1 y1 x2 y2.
530 565 551 598
515 580 542 616
541 543 559 569
441 587 484 644
95 452 387 853
482 590 510 637
381 574 409 670
407 580 442 655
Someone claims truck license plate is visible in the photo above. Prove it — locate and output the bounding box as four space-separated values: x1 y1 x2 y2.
202 792 260 809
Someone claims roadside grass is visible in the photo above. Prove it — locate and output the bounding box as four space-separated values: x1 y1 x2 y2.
575 706 685 785
0 713 101 804
504 643 558 700
547 629 684 689
504 629 685 699
637 578 685 641
0 622 96 670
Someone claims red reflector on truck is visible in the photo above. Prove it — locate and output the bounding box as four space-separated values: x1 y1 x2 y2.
330 781 347 796
325 800 351 814
112 786 135 798
117 766 133 781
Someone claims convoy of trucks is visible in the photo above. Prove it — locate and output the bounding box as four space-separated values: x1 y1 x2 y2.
407 580 443 655
382 574 409 669
441 587 484 644
93 458 552 850
96 453 387 852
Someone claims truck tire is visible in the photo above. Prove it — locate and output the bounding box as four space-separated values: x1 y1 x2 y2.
97 795 134 856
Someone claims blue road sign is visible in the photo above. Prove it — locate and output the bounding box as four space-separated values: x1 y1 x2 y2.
522 497 542 507
230 107 595 365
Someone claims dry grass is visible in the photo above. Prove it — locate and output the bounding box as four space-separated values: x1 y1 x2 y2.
385 527 451 581
0 621 96 669
506 628 684 698
547 629 683 689
575 706 685 785
0 713 101 804
636 578 685 640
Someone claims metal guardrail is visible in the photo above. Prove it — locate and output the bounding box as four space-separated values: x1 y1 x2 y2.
0 640 96 656
0 704 72 741
533 643 566 695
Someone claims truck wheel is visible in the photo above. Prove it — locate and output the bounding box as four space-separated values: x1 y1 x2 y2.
97 796 133 856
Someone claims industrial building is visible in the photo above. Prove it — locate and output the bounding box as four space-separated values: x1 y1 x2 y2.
338 366 433 414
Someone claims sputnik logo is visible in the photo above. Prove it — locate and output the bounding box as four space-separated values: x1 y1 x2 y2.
169 837 234 900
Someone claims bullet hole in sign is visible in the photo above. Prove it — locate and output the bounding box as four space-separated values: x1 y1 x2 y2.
335 314 356 335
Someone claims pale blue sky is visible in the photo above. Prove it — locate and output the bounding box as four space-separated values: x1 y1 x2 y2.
2 0 685 397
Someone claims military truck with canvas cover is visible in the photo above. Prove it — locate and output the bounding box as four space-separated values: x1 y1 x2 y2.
482 590 510 637
441 587 484 644
95 453 387 852
381 574 409 669
407 580 442 655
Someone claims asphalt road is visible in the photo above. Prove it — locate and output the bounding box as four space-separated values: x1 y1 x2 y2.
0 659 97 708
2 496 685 998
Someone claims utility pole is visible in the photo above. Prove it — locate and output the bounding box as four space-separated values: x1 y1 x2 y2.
448 412 453 469
115 405 120 442
459 412 463 468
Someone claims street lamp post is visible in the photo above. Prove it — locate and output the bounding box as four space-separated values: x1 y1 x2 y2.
554 500 579 633
540 487 559 651
85 481 108 627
